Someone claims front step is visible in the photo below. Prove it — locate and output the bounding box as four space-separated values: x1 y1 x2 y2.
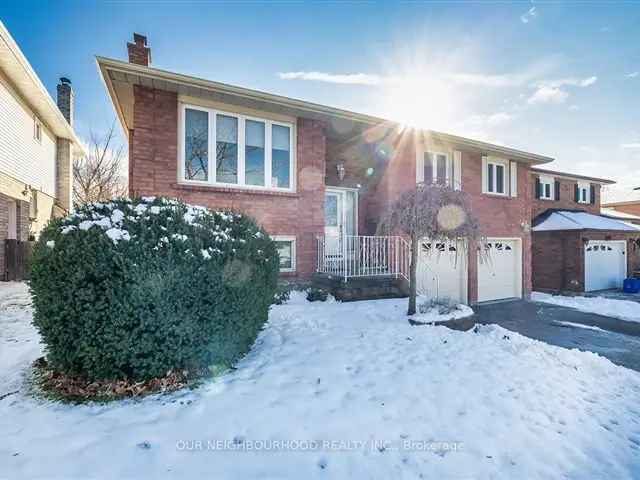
313 274 409 302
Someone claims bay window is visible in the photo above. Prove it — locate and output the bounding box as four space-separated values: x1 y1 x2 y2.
181 104 294 191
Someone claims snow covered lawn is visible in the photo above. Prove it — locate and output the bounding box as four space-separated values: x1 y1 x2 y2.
2 284 640 479
532 291 640 323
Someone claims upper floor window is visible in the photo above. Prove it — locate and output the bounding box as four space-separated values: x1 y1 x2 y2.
33 117 42 143
421 151 451 186
486 160 506 194
577 182 591 204
482 156 518 197
538 176 554 200
181 104 294 191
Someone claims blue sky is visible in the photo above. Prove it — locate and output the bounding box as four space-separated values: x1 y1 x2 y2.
2 1 639 200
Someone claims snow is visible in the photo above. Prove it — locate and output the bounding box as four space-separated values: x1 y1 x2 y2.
532 292 640 323
3 283 640 479
554 321 607 332
532 210 640 232
409 299 474 324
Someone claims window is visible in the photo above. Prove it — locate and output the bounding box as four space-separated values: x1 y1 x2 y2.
181 104 294 191
245 120 265 186
421 152 451 186
273 236 296 272
538 176 554 200
486 160 507 194
577 182 590 204
33 117 42 143
184 108 209 181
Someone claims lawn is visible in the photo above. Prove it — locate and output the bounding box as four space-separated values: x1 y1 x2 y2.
2 283 640 479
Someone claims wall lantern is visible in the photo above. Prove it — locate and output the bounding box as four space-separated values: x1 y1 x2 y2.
336 162 346 181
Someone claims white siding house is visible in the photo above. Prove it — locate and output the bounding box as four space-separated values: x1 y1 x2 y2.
0 21 84 280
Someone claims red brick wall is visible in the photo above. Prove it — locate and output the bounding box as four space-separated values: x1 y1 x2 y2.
531 174 601 219
532 230 640 292
461 152 532 303
129 85 326 279
605 203 640 217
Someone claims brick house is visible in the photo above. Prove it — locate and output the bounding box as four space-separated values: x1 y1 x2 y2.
0 21 83 280
98 34 635 303
530 167 640 293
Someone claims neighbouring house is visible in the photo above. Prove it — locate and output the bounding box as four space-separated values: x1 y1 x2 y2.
0 21 84 280
530 167 640 293
99 33 570 304
601 207 640 226
602 197 640 221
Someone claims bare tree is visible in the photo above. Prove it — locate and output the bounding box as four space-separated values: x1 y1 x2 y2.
73 123 128 206
377 182 482 315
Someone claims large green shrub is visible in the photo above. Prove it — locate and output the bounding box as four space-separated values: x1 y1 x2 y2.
30 197 279 381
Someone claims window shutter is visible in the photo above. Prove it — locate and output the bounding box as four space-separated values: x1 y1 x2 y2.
509 161 517 197
453 150 462 190
481 155 488 193
416 151 424 183
554 180 560 201
534 177 541 199
574 184 579 202
590 184 596 204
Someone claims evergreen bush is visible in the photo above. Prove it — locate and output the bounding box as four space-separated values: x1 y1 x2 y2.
30 197 279 381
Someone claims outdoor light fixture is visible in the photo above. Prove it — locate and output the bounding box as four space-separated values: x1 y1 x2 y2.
337 162 346 181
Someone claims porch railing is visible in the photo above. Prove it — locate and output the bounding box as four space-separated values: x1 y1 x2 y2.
316 235 410 281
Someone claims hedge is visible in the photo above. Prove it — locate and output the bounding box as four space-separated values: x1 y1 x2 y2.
30 197 279 381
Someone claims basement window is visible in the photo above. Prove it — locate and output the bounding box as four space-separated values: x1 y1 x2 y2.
273 236 296 272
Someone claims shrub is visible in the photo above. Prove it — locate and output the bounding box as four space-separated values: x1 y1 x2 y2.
418 297 457 315
273 283 291 305
306 287 329 302
30 197 279 381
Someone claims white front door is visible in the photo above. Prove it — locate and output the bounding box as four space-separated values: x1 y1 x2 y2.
324 191 343 256
477 239 522 302
584 241 626 291
417 240 467 303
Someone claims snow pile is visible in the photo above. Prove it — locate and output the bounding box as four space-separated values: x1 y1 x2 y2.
532 292 640 323
411 297 474 324
2 284 640 479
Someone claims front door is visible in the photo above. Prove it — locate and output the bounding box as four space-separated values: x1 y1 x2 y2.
324 189 357 263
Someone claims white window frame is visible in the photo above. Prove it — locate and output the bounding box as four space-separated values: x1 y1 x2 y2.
484 157 508 196
272 235 296 272
33 116 42 143
578 182 590 204
178 103 296 192
416 150 452 186
539 175 554 201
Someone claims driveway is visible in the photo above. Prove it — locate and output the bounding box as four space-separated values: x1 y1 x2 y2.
474 300 640 372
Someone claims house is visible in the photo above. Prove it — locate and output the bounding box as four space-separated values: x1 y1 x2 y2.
99 34 595 304
602 197 640 223
600 207 640 226
530 167 640 293
0 21 84 280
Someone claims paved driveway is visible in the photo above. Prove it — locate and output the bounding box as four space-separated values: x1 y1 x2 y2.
474 300 640 372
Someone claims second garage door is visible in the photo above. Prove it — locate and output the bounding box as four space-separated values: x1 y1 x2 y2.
584 241 626 292
477 239 522 302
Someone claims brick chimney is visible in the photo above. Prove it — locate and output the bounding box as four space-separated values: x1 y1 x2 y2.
127 33 151 66
55 77 74 212
56 77 73 126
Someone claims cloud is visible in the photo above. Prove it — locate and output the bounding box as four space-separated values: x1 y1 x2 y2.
467 112 514 127
527 86 569 104
539 76 597 88
278 71 383 86
626 72 639 78
448 72 531 88
569 104 580 111
621 143 640 149
520 6 537 24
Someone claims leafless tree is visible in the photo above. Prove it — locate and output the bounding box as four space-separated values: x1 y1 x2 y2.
73 123 127 205
377 182 482 315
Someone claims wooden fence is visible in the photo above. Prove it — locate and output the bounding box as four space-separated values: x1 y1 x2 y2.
5 240 34 281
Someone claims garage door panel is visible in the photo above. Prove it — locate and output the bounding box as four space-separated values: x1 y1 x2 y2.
584 241 626 292
417 241 467 303
477 239 522 302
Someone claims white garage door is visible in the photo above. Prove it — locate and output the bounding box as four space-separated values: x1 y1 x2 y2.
417 240 467 304
584 241 626 292
477 239 522 302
